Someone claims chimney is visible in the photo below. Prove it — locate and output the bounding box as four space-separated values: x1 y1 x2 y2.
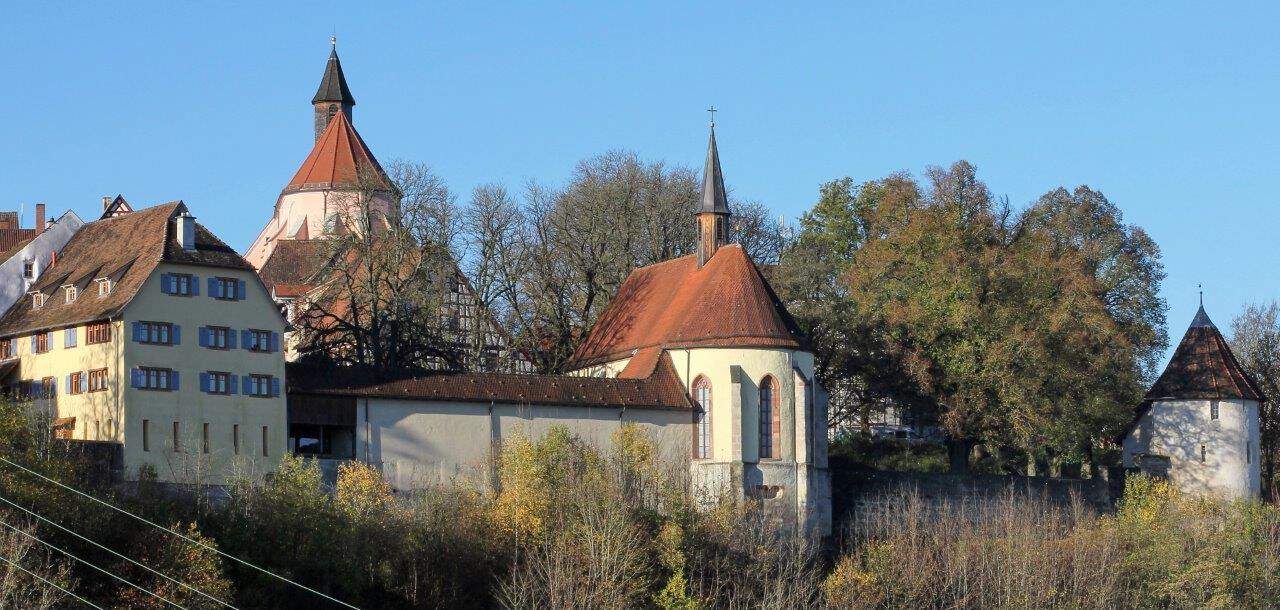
176 212 196 251
34 204 45 233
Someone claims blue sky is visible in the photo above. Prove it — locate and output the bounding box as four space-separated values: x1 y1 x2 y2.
3 2 1278 358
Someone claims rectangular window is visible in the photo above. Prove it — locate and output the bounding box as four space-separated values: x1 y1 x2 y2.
203 326 231 349
245 329 272 352
88 368 108 392
64 286 77 304
31 293 45 309
138 322 174 345
69 371 84 395
0 339 11 360
142 420 150 452
233 424 241 455
32 333 49 354
64 328 76 348
212 277 241 301
173 421 180 453
1200 444 1207 463
22 261 33 279
1211 400 1220 420
137 367 174 391
40 377 55 399
202 423 210 454
262 426 269 457
247 374 274 398
97 279 111 297
204 371 233 395
86 322 111 345
164 273 195 296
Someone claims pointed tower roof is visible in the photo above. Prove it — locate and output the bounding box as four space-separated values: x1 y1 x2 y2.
699 126 730 215
312 44 355 106
284 109 388 193
1145 305 1266 402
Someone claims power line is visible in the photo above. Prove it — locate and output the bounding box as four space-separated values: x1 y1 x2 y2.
0 456 359 609
0 551 104 609
0 517 183 609
0 493 237 609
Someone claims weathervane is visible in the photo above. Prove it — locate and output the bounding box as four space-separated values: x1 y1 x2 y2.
1198 283 1204 307
707 105 717 128
331 34 337 51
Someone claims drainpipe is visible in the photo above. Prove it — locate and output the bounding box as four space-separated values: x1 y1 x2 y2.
363 397 370 464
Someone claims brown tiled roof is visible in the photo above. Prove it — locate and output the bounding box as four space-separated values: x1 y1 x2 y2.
0 231 36 262
1144 306 1266 402
570 245 806 368
284 110 387 193
0 202 254 336
288 351 691 410
258 239 332 290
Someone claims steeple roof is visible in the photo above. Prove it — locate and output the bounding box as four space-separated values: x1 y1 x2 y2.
284 109 388 193
1145 305 1266 402
699 126 730 215
312 46 355 106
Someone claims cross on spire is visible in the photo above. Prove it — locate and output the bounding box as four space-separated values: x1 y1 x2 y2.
707 105 717 128
331 34 337 51
1199 283 1204 307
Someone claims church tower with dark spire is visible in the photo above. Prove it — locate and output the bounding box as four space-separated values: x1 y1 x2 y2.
312 37 356 142
697 120 731 268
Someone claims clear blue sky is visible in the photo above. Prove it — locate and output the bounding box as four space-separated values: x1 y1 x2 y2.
3 3 1277 359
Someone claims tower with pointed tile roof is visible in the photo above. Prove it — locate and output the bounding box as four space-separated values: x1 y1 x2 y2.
313 37 355 142
1123 304 1265 499
697 124 731 268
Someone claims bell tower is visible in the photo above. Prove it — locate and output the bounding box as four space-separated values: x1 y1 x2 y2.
312 36 356 142
697 111 731 268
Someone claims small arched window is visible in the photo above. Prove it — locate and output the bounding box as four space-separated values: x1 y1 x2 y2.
692 376 712 460
759 376 780 459
327 104 339 123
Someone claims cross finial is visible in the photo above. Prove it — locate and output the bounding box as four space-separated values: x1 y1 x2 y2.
1198 283 1204 307
707 105 717 128
330 34 337 51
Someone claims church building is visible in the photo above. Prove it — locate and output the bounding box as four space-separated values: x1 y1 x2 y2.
1123 304 1265 499
289 123 833 534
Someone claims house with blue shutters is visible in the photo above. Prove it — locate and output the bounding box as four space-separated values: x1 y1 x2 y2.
0 200 288 483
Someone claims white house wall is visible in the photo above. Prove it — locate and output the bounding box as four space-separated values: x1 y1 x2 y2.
0 212 84 313
1123 398 1260 499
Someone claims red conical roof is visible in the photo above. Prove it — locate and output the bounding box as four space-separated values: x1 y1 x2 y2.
284 110 388 193
1145 306 1266 402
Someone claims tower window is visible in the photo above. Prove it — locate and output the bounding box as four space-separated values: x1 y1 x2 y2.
1200 444 1207 463
692 376 712 460
1211 400 1220 420
759 376 780 460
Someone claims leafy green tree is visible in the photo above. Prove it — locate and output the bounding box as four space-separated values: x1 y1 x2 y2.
1229 301 1280 497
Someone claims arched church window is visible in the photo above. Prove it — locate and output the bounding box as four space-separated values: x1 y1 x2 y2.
759 375 779 459
327 104 338 123
692 376 712 460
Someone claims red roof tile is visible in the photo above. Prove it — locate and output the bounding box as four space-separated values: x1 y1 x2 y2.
570 245 805 368
284 110 388 193
1145 307 1265 402
288 351 691 410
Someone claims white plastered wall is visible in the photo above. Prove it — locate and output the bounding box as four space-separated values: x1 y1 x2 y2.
244 190 394 269
1123 398 1261 499
0 212 84 313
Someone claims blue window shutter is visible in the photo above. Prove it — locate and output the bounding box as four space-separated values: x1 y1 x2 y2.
131 322 142 342
172 325 181 346
228 330 238 350
207 277 217 298
130 368 141 389
269 332 280 353
65 375 71 394
171 371 179 392
199 372 210 393
79 374 87 393
241 330 251 350
191 276 200 296
241 375 251 395
161 273 173 294
270 377 280 397
237 280 246 301
29 335 35 351
229 375 239 395
198 327 208 348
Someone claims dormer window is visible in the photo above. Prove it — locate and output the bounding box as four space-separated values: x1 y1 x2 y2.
30 293 45 310
22 260 34 279
97 278 112 297
64 286 77 304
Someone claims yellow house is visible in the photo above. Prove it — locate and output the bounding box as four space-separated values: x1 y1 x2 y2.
0 201 287 484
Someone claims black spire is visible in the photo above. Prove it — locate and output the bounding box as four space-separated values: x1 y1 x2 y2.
312 39 355 106
699 125 731 216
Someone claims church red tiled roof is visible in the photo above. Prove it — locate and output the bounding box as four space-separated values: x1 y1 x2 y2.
1144 306 1266 402
569 244 805 368
284 110 388 193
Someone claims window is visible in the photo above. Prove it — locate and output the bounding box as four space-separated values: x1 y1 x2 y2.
262 426 269 457
161 273 196 296
86 322 111 344
246 374 275 398
134 367 175 391
210 276 243 301
200 326 233 349
142 420 150 452
244 329 273 352
31 332 49 354
136 322 174 345
692 376 712 460
1 339 12 360
69 372 84 395
1200 444 1207 463
87 368 108 392
40 377 55 399
64 286 77 304
173 421 181 453
289 424 356 459
1210 400 1220 421
759 376 780 460
202 371 234 395
97 278 111 297
64 328 76 349
31 293 45 309
22 260 33 279
202 423 210 454
233 424 241 455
